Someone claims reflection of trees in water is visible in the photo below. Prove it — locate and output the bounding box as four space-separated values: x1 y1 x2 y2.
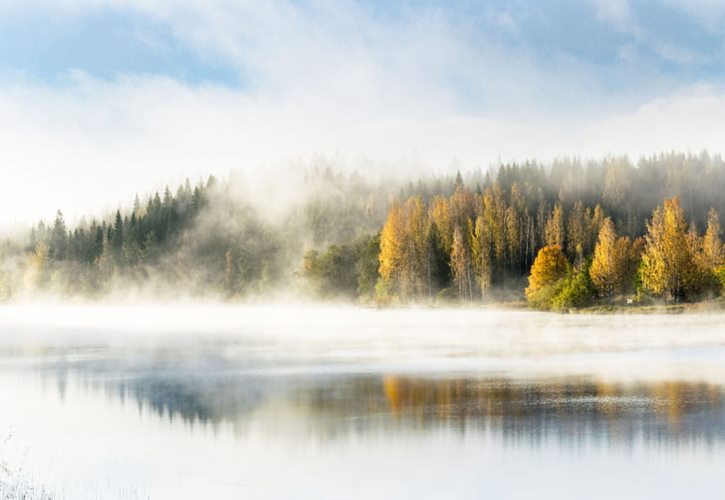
116 376 257 425
376 377 724 446
43 355 725 446
41 351 271 426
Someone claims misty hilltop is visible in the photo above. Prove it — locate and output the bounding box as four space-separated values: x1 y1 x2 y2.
1 151 725 308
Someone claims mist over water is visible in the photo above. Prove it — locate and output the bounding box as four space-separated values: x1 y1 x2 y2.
5 1 725 498
2 305 725 499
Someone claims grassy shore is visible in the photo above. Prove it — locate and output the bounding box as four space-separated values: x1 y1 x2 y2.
570 298 725 314
472 298 725 314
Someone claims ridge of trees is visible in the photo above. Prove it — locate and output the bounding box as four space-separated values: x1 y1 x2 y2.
374 187 724 308
2 151 725 305
308 152 725 307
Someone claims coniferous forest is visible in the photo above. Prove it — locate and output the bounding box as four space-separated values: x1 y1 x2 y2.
2 151 725 309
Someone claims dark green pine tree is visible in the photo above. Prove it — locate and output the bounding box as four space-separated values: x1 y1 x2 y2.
112 210 124 255
455 170 464 188
93 224 105 262
50 210 68 260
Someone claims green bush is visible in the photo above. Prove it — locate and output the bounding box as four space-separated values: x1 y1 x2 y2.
552 267 595 310
716 265 725 296
527 279 565 310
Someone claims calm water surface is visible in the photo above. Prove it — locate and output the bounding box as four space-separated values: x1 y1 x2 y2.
2 305 725 499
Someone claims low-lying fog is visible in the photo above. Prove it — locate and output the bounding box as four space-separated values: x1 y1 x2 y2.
3 305 725 499
3 303 725 382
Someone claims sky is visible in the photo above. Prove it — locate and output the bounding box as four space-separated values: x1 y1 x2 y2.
2 0 725 228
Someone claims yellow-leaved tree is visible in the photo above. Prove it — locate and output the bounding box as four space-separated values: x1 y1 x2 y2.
378 201 403 300
702 208 724 270
639 197 696 301
589 217 631 298
401 196 431 299
525 245 570 307
378 197 433 301
451 224 474 301
545 203 565 248
471 215 492 298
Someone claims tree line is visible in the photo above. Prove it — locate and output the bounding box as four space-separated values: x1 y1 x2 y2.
359 188 724 307
2 151 725 305
304 152 725 307
525 199 724 309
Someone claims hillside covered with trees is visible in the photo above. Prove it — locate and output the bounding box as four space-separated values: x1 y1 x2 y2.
1 151 725 308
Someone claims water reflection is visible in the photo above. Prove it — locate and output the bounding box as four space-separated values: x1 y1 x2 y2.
28 350 725 448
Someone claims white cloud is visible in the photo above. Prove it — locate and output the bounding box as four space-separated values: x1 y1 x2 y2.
579 85 725 156
589 0 635 31
663 0 725 30
0 1 724 230
1 74 725 229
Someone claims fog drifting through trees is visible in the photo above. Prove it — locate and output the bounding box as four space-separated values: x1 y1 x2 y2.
1 151 725 308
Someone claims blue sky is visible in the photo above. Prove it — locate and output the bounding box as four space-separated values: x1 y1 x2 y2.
1 0 725 226
0 7 240 85
2 1 723 108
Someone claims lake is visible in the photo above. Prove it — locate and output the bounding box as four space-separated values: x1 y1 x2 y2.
2 305 725 499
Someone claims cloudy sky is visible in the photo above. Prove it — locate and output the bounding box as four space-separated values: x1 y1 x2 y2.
2 0 725 228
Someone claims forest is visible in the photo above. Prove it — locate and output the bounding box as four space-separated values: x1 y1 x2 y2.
1 151 725 309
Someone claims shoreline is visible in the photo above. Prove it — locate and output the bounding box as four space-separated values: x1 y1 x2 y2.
0 297 724 315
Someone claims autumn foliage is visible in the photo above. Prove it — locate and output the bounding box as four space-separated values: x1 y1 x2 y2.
524 245 571 308
525 246 569 299
8 153 725 305
589 218 635 298
375 184 725 308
